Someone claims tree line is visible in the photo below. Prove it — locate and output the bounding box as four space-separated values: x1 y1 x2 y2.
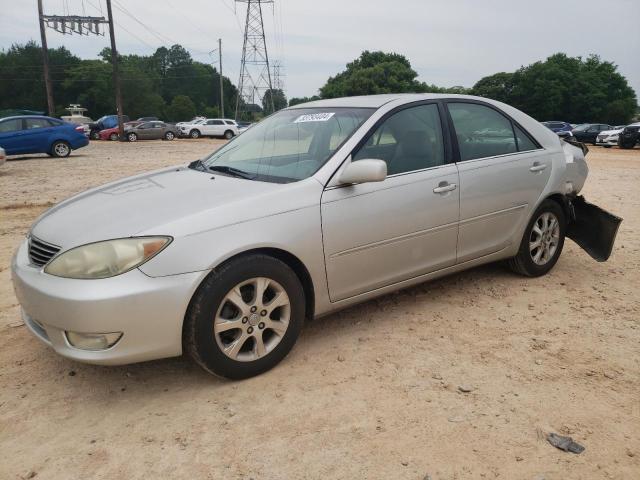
1 43 637 124
0 42 243 121
293 51 638 125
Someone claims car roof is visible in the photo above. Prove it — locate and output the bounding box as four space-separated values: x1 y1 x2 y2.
287 93 516 109
0 115 58 121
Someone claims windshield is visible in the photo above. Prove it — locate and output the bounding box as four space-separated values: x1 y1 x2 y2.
201 107 373 183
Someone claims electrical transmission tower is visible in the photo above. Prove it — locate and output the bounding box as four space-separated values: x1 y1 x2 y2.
235 0 274 119
272 60 284 92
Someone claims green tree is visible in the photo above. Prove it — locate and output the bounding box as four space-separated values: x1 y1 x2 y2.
288 95 320 106
320 51 431 98
262 88 287 114
476 54 637 124
165 94 195 121
472 72 515 103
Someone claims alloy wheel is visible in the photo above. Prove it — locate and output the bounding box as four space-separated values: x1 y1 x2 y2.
529 212 560 265
214 277 290 362
54 143 70 157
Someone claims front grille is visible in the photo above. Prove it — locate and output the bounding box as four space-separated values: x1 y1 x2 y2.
28 236 61 267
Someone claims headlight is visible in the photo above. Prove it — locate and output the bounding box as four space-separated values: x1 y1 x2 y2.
44 236 171 279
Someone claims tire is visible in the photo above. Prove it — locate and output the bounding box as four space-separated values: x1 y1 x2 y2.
164 131 175 141
50 141 71 158
190 129 201 139
109 133 119 141
127 132 138 142
184 254 305 379
90 131 100 140
224 130 234 140
508 199 566 277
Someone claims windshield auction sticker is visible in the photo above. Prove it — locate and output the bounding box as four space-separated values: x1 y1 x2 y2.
293 112 335 123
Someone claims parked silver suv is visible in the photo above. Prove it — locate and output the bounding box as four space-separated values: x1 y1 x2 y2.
11 94 621 379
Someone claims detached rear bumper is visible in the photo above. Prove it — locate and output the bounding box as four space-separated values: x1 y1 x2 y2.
567 196 622 262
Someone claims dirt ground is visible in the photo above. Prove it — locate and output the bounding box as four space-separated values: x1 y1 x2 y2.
0 140 638 480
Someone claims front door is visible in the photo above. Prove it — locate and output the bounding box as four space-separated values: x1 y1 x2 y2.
445 101 552 262
321 102 460 302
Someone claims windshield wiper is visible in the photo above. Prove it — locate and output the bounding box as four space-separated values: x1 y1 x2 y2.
188 159 206 171
207 165 255 180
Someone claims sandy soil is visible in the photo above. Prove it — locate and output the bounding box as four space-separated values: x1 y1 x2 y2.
0 140 638 480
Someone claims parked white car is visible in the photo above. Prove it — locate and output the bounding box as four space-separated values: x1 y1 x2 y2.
180 118 239 139
0 146 6 167
176 116 206 129
596 126 626 148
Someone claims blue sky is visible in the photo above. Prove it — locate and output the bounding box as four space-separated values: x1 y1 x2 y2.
1 0 638 100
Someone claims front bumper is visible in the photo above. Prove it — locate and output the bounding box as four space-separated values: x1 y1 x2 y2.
11 239 207 365
596 136 618 146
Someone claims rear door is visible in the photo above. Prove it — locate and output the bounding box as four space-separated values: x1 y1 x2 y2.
21 118 56 153
202 119 224 136
321 102 460 301
0 118 25 154
445 101 550 263
147 121 164 139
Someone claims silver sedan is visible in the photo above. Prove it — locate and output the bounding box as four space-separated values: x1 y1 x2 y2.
11 94 621 378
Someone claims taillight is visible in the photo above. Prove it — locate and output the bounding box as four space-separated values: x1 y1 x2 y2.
75 125 85 132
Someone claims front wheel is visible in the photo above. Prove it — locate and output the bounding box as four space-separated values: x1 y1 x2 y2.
127 132 138 142
184 254 305 379
508 199 566 277
190 129 200 139
109 133 119 141
51 141 71 158
164 131 175 141
224 130 234 140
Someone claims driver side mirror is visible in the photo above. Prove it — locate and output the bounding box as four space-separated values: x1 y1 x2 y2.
339 159 387 185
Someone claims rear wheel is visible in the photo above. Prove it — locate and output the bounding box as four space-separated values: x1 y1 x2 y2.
224 130 234 140
127 132 138 142
90 131 100 140
184 254 305 379
190 129 201 139
109 133 119 141
164 131 175 141
508 199 566 277
51 141 71 158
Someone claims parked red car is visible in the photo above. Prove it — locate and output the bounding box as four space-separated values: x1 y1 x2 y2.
98 121 142 140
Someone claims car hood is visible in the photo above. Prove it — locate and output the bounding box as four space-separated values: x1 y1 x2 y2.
30 166 316 250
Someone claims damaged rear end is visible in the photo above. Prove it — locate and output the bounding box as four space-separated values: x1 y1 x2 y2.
561 139 622 262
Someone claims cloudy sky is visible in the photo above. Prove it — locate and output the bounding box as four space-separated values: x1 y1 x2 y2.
1 0 639 99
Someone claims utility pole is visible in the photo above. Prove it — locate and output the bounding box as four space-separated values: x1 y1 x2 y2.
40 2 123 139
105 0 124 139
218 38 224 117
235 0 275 120
37 0 55 116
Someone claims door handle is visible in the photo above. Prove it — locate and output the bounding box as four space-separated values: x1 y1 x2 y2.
529 162 547 172
433 182 457 194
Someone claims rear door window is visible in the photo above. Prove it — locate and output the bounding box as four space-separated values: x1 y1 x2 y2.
448 103 517 161
25 118 52 129
0 119 22 132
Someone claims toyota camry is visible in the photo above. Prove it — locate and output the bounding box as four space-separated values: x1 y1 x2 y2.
11 94 621 379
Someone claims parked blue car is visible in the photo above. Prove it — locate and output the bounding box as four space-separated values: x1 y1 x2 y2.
542 121 573 133
0 116 89 157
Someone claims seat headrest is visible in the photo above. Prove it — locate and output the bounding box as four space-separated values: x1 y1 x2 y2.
401 130 431 157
